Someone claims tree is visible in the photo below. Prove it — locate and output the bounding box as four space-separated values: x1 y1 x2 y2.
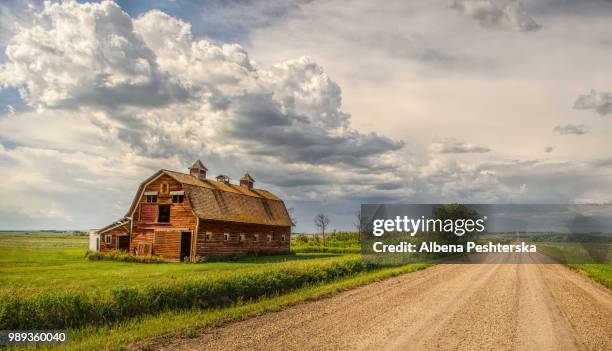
287 207 298 226
314 213 330 245
432 203 480 246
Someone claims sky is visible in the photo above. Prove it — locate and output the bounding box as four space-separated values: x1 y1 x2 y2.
0 0 611 233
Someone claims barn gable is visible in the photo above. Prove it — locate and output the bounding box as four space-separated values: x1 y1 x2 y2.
124 169 292 226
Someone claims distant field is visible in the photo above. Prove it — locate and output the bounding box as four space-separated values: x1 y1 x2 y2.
0 231 88 248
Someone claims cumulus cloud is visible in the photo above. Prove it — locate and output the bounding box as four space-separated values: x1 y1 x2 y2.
430 138 491 154
0 1 189 110
573 89 612 116
0 0 406 224
414 157 525 203
450 0 541 32
553 124 587 135
1 0 610 231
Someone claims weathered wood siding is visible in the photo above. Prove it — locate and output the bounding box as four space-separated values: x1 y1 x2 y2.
196 220 291 257
99 223 129 253
154 230 182 260
131 229 154 256
131 174 197 260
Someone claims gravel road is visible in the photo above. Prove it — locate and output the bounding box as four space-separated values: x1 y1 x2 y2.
154 254 611 350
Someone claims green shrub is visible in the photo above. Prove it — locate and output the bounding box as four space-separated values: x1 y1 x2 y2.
291 232 360 249
295 235 309 244
0 257 373 330
86 251 165 263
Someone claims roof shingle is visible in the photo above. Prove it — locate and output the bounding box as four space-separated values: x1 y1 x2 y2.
164 170 291 226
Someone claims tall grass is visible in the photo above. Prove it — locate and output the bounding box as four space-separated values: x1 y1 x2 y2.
86 250 166 263
0 257 372 330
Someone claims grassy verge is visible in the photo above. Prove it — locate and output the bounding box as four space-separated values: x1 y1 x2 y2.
0 257 373 330
567 264 612 289
537 244 611 289
8 263 429 351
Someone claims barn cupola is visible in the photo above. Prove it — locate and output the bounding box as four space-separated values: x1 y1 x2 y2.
240 173 255 189
189 160 208 180
216 174 231 184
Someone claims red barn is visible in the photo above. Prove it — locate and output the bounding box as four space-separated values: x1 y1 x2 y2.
95 160 293 261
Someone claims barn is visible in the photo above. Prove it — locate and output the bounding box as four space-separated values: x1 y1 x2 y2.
93 160 293 261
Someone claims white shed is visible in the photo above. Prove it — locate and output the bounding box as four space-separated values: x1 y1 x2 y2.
88 229 100 252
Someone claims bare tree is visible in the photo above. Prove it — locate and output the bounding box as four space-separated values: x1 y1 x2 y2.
287 207 298 226
314 213 330 245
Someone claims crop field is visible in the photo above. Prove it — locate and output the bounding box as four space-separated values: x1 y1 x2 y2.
0 231 428 350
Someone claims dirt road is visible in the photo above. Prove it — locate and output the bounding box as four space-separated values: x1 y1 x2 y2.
155 254 611 350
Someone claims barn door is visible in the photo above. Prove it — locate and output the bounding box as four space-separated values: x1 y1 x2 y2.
180 232 192 261
118 236 130 252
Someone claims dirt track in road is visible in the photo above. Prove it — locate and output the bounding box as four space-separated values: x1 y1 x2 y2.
155 254 612 351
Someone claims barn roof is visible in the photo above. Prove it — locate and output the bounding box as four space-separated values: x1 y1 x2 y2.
126 169 292 227
98 217 130 234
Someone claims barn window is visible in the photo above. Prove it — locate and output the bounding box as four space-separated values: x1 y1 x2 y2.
266 234 272 242
146 195 157 203
172 194 184 203
105 234 112 245
254 234 259 242
206 232 212 241
239 234 245 242
281 234 286 242
224 233 230 241
170 190 185 203
160 183 169 194
158 205 171 223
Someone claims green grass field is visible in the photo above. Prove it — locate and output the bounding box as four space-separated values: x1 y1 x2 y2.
0 231 429 350
0 232 360 297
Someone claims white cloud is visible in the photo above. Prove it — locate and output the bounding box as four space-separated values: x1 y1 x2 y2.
451 0 541 32
0 0 407 229
0 1 188 110
416 157 524 203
